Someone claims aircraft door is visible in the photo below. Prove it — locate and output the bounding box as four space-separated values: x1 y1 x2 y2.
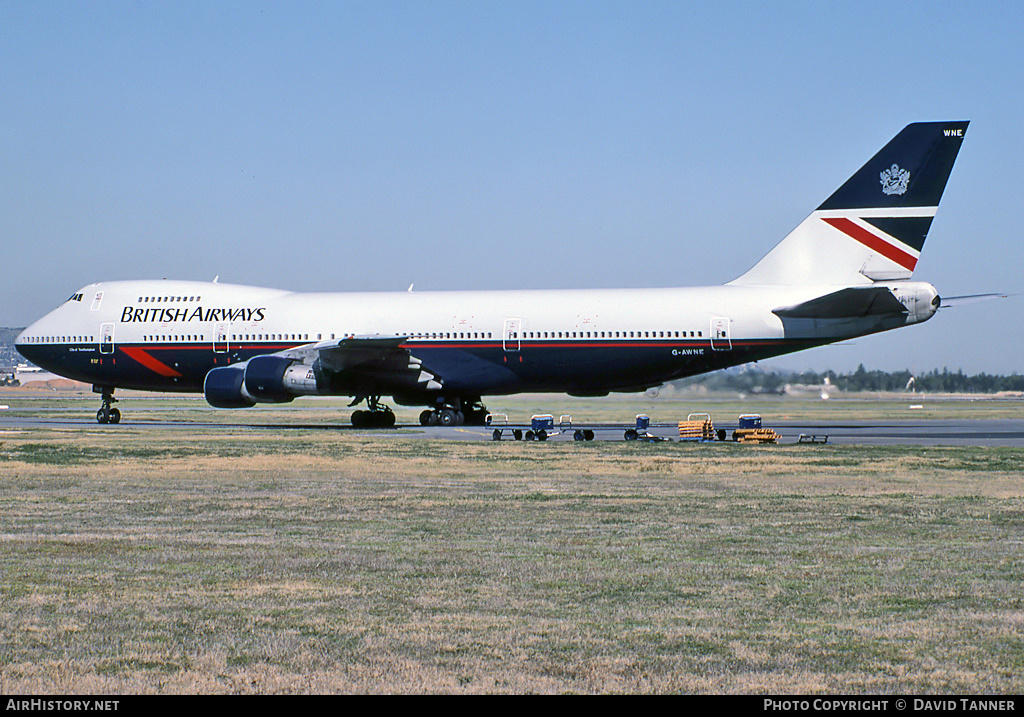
213 323 229 353
502 318 521 352
99 322 115 354
710 317 732 351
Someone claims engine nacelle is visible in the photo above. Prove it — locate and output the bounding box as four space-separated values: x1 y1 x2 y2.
204 357 322 408
244 356 297 403
204 365 256 408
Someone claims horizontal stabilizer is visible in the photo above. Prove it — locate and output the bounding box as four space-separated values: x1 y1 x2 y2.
939 293 1009 308
773 287 907 319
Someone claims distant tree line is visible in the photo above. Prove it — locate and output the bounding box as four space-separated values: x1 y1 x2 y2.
675 365 1024 394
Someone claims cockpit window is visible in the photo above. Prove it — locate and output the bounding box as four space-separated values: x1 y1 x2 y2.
66 293 84 303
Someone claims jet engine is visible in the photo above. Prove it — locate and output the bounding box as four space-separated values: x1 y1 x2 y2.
203 356 321 408
203 365 254 408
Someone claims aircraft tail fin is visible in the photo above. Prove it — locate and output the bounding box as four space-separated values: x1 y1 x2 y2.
729 121 968 286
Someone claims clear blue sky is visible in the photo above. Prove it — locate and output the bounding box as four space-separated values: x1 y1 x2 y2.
3 1 1022 374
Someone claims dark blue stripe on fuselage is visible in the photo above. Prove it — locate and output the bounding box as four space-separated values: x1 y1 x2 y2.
18 338 825 396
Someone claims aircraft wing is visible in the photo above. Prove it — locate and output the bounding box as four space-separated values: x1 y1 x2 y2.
279 335 444 391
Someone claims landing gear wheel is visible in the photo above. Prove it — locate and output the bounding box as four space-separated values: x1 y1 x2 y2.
352 406 396 428
96 407 120 424
423 399 482 427
94 386 119 425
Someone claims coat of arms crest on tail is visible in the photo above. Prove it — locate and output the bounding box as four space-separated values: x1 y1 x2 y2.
880 163 910 195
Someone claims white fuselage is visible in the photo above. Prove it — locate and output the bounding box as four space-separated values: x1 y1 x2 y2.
16 278 936 403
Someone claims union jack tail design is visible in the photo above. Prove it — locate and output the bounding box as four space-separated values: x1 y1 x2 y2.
730 121 968 286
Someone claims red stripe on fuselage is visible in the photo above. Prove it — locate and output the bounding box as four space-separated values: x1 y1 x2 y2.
822 217 917 271
121 347 183 377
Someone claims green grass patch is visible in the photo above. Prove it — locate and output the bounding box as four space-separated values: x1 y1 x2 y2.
1 416 1024 693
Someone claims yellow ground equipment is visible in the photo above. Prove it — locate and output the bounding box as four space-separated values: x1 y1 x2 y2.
732 414 779 443
678 413 716 441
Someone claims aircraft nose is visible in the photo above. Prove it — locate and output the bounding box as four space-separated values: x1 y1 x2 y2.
15 322 34 351
15 325 41 364
14 314 59 368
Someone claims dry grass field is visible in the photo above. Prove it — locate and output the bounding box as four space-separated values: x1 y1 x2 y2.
1 391 1023 693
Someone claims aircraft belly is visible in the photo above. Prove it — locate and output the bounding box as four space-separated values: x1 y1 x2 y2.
420 343 740 394
18 336 833 399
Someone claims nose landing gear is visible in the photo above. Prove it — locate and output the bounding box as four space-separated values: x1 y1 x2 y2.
94 386 120 424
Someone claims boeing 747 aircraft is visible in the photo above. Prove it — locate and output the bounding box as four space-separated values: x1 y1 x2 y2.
16 122 969 425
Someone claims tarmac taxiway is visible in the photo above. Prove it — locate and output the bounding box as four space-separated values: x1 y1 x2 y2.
2 414 1024 446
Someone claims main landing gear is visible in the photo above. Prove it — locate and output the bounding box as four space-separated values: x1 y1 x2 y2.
350 396 396 428
94 386 121 424
418 399 489 427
